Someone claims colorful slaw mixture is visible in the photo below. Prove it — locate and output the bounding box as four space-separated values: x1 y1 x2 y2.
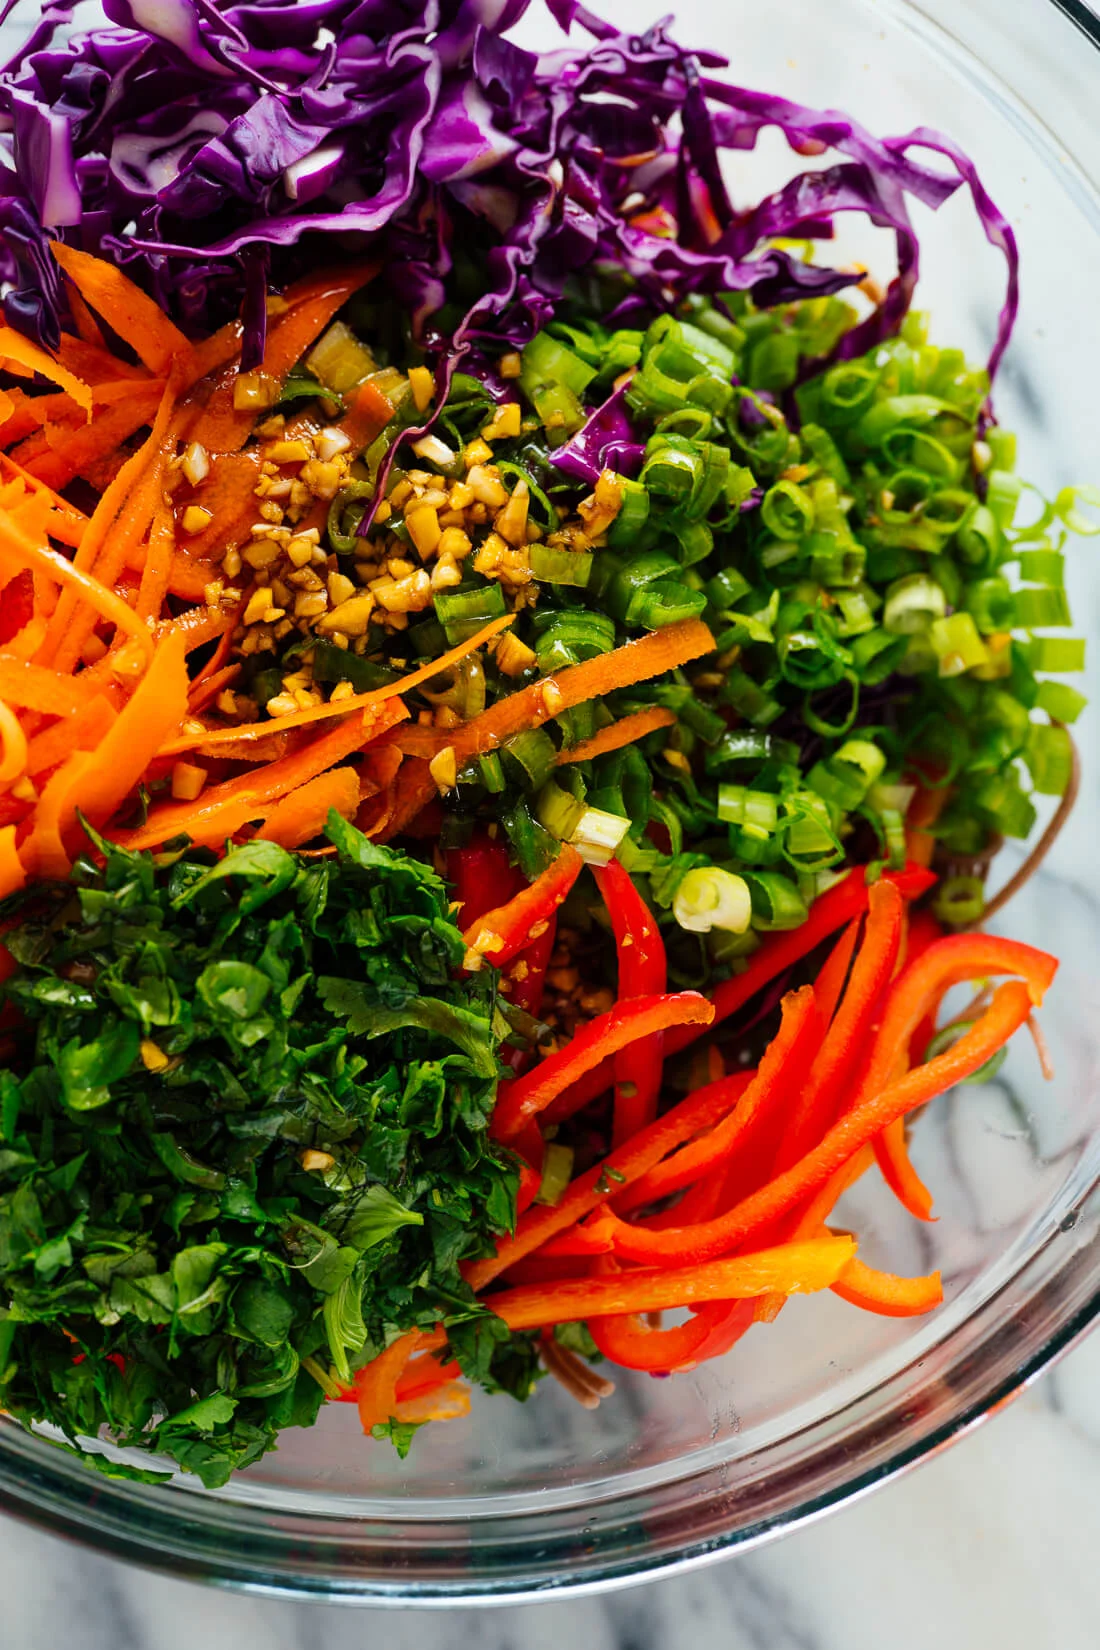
0 0 1089 1482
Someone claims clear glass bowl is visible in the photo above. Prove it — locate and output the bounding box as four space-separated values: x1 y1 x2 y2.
2 0 1099 1603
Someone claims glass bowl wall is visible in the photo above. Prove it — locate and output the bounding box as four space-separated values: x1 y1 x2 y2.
1 0 1098 1603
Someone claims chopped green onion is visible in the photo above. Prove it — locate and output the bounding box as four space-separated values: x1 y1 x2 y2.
326 479 374 553
1026 637 1085 673
433 582 507 644
570 806 631 866
883 573 947 634
742 871 809 931
717 785 779 836
1012 586 1072 629
1025 723 1074 795
533 610 616 671
673 866 752 934
932 875 986 928
529 544 593 587
761 479 814 540
535 1143 575 1206
985 468 1021 528
1055 483 1100 536
501 728 558 792
719 667 784 727
1034 680 1087 723
973 769 1037 839
963 576 1015 634
930 612 989 676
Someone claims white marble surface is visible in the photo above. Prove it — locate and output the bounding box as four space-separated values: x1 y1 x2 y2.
3 1328 1100 1647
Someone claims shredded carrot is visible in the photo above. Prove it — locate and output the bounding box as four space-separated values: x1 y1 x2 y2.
56 331 150 384
0 698 28 788
173 450 263 565
0 656 89 719
0 453 88 548
50 242 193 376
0 325 93 416
0 824 25 902
556 705 677 766
159 613 515 756
25 628 190 876
115 700 407 853
380 619 716 839
256 769 361 849
11 384 166 490
24 694 119 778
0 499 154 665
136 495 177 623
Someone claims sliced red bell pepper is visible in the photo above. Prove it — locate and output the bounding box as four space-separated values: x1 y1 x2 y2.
484 1236 857 1331
538 1054 616 1127
593 858 668 1145
462 842 583 973
831 1254 943 1317
603 980 1035 1268
663 862 936 1058
490 991 715 1143
465 1064 758 1291
587 1278 755 1373
772 878 903 1175
814 916 861 1025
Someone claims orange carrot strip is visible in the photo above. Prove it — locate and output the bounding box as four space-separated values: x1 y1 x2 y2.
0 325 93 415
26 629 190 873
0 698 28 786
380 619 716 841
11 384 166 490
136 495 177 623
115 701 406 852
485 1237 857 1332
556 705 677 766
38 374 179 670
0 507 153 664
0 824 26 901
831 1254 943 1317
256 768 361 849
905 782 949 869
64 286 107 349
0 657 89 718
0 453 88 548
50 242 192 375
55 331 150 383
25 694 119 777
160 614 514 755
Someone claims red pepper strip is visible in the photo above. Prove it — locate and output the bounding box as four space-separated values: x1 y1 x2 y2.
663 863 936 1057
491 992 715 1143
395 1352 464 1401
901 906 946 1064
354 1332 419 1433
873 1116 935 1222
814 917 861 1025
465 1066 758 1290
846 932 1056 1121
587 1259 756 1373
538 1210 619 1258
831 1255 943 1318
603 981 1034 1267
594 859 668 1145
539 1055 615 1127
754 1144 877 1323
514 1151 543 1218
772 879 903 1177
611 1069 758 1216
448 836 522 926
484 1236 857 1331
462 842 583 973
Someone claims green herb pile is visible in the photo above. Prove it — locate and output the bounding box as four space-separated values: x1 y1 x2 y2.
0 817 531 1484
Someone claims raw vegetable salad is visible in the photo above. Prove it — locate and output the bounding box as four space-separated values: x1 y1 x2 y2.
0 0 1087 1484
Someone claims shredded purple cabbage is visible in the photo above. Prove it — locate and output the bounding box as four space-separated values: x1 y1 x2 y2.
0 0 1018 376
550 382 644 483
